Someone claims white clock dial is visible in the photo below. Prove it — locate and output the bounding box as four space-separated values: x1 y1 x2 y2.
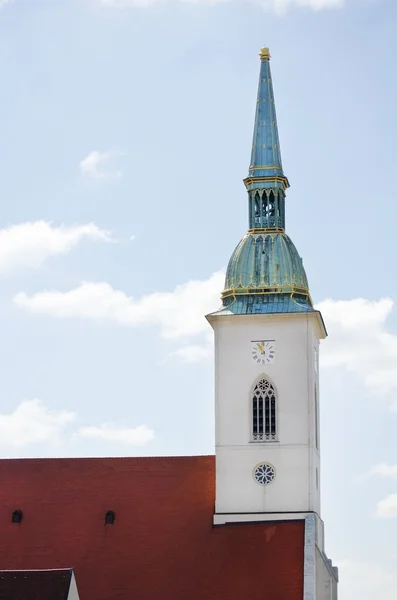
251 340 276 365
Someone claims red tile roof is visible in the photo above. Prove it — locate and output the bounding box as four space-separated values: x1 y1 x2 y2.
0 568 72 600
0 456 304 600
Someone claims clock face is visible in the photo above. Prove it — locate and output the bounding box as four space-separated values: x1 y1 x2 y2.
251 340 276 365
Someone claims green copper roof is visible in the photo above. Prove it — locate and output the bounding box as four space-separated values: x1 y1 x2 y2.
222 231 310 301
209 294 313 317
246 47 288 188
215 47 314 316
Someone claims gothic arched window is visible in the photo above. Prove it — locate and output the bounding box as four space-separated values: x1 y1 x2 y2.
252 379 277 442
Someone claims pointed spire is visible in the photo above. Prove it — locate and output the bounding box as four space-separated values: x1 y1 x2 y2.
248 47 287 181
209 46 314 317
244 48 289 231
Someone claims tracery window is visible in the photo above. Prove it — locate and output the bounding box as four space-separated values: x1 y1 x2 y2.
254 463 276 486
252 379 277 442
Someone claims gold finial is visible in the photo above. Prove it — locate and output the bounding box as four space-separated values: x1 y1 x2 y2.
259 47 271 61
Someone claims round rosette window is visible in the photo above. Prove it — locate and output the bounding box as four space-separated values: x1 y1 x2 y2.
253 463 276 486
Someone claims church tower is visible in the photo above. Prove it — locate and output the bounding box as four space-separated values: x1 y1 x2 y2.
207 47 327 523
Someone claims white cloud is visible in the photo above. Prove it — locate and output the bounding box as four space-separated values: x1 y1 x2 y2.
369 464 397 479
101 0 343 8
367 465 397 517
0 400 76 448
0 221 112 275
14 272 397 377
338 559 397 600
169 329 214 363
0 400 154 452
376 494 397 519
76 423 155 445
14 270 224 341
266 0 343 13
317 298 397 399
80 151 122 180
101 0 161 5
171 343 212 363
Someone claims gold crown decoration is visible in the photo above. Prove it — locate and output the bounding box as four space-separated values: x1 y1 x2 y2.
259 47 271 60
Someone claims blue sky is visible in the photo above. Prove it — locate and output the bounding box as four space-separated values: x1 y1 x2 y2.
0 0 397 597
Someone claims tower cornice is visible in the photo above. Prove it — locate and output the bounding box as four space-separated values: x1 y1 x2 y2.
243 175 290 193
206 310 327 340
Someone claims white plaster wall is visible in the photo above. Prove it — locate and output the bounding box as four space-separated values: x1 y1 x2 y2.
311 447 321 516
209 312 323 516
216 445 311 512
304 515 338 600
315 547 338 600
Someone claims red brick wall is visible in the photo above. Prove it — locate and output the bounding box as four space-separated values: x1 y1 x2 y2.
0 456 304 600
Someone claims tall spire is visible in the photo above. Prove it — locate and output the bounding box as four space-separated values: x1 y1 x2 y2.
208 47 314 316
244 47 289 232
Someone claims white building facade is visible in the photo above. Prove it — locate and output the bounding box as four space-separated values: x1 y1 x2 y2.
208 311 325 518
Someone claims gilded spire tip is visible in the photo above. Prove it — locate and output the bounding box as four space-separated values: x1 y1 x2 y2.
259 47 271 61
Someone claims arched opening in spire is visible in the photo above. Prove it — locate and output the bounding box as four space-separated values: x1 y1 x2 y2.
254 192 261 227
249 189 285 230
265 191 274 227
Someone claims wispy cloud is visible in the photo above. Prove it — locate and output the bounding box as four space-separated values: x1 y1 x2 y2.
170 343 213 364
0 400 76 448
0 221 112 275
376 494 397 519
101 0 343 8
369 464 397 479
13 269 397 377
0 400 154 452
338 559 397 600
101 0 160 6
80 151 122 180
14 271 224 341
317 298 397 402
366 464 397 518
76 423 155 446
266 0 343 13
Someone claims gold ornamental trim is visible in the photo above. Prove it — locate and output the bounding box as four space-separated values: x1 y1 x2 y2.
260 47 271 61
